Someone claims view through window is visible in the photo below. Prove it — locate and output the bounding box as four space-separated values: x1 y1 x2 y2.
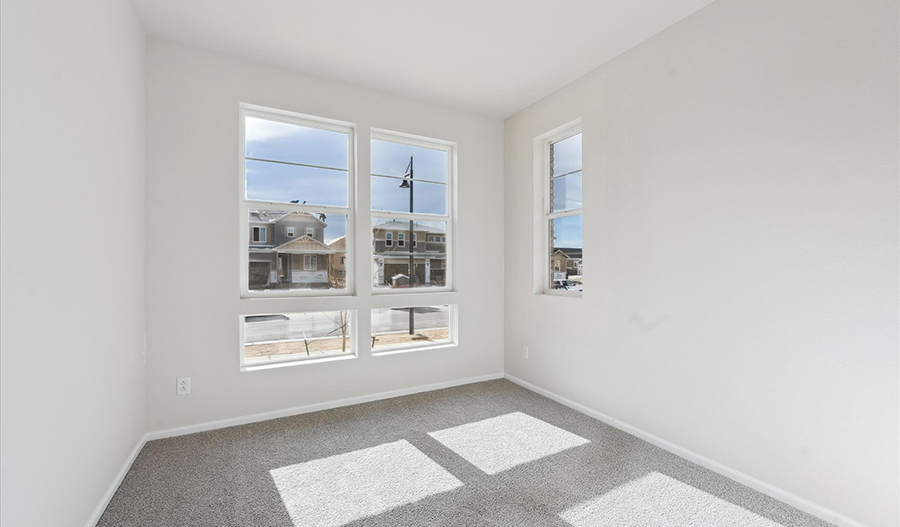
547 130 583 293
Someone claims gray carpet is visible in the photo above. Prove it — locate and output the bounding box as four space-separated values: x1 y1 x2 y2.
98 380 833 526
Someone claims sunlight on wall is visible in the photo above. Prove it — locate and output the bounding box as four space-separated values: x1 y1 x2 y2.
270 440 462 527
560 472 783 526
429 412 589 474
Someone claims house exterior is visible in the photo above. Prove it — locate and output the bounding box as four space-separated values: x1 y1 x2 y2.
248 210 345 289
551 248 582 280
372 220 447 287
327 236 348 288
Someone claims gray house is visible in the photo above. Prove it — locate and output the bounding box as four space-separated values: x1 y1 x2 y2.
372 220 447 286
248 210 344 289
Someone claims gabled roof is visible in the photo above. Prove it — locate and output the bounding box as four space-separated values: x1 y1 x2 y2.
271 235 342 253
373 220 446 234
250 210 327 225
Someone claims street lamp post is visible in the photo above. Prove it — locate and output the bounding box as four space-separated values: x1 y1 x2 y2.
399 156 415 335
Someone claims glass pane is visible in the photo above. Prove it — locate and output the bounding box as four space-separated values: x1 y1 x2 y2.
243 311 352 366
551 171 582 212
372 217 447 290
371 176 446 215
245 159 347 207
372 139 447 183
245 116 348 170
371 305 450 351
549 215 583 292
551 133 582 176
248 209 348 292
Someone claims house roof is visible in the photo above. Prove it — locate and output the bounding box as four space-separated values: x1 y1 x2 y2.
553 248 582 259
373 220 446 234
248 235 343 254
249 210 327 225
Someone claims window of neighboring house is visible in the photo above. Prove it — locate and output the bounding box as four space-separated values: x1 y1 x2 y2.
306 227 314 237
304 254 317 271
371 130 454 292
428 236 434 243
241 311 354 370
538 121 582 296
252 226 267 243
385 232 393 246
241 104 353 296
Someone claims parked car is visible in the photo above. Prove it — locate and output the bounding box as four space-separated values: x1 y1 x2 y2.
552 279 582 292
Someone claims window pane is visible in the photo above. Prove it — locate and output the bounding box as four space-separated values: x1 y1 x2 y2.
371 176 446 215
549 215 583 291
551 133 582 177
551 171 582 212
372 218 447 290
372 139 447 183
245 116 348 170
249 209 348 291
371 305 450 351
245 159 347 207
243 311 352 366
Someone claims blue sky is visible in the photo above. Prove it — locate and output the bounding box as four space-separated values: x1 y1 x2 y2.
246 118 449 243
551 133 583 248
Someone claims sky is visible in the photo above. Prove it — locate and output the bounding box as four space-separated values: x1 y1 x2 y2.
245 116 581 247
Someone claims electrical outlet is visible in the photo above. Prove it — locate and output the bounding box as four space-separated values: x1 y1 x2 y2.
177 377 191 395
522 345 529 359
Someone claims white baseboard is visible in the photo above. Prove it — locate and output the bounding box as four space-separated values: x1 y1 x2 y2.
146 372 504 441
503 374 867 527
84 432 148 527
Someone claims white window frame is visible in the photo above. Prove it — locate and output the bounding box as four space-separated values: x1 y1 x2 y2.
370 304 458 355
285 226 295 237
303 254 317 271
239 310 358 371
370 128 455 295
397 232 405 247
412 233 417 248
385 232 393 246
239 103 355 298
535 119 582 298
306 227 314 237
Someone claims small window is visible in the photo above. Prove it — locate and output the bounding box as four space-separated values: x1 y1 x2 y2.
306 227 314 237
428 236 434 243
285 226 295 237
398 233 405 247
540 123 582 296
386 232 393 246
252 226 267 243
242 311 353 369
413 233 417 248
304 254 317 271
371 305 454 353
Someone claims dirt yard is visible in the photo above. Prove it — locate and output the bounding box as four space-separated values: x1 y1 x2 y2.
244 328 449 361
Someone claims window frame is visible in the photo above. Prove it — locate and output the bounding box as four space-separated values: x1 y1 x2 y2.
239 103 356 299
306 227 314 237
370 304 458 355
252 225 267 243
536 120 583 298
370 128 455 295
239 310 358 371
285 226 295 237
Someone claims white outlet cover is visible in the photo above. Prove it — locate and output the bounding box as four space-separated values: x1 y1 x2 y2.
177 377 191 395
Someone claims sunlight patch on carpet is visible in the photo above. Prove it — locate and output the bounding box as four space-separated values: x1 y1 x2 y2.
270 439 462 527
560 472 783 527
428 412 589 475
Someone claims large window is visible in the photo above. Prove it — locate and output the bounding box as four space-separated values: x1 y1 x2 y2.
371 130 453 292
240 105 354 296
541 124 582 295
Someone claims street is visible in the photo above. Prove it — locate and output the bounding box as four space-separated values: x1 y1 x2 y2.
244 305 449 343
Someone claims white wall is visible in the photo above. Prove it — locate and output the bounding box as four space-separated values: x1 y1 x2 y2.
144 39 504 432
503 0 898 526
0 0 146 525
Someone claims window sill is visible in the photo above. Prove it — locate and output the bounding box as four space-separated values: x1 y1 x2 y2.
540 289 582 299
241 288 354 300
241 353 356 372
371 342 457 357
